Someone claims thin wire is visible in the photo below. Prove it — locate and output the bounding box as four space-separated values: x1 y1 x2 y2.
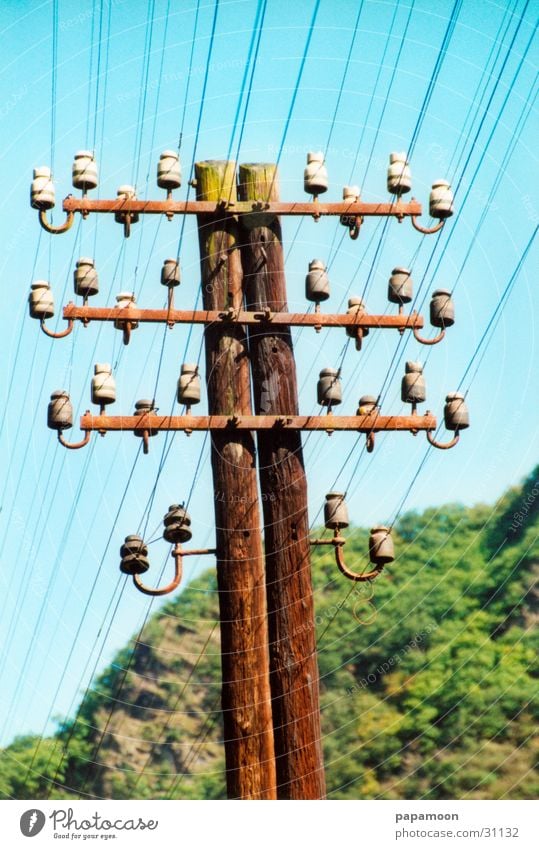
132 0 156 188
50 0 58 172
408 0 463 159
274 0 321 169
177 0 201 152
225 0 266 166
458 226 537 392
131 623 218 790
91 0 105 151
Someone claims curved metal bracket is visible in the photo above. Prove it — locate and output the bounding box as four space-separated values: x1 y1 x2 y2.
413 326 445 346
133 547 183 596
349 216 362 240
131 545 217 597
116 320 132 345
142 429 149 454
366 432 375 453
40 318 74 339
39 208 75 235
310 531 383 582
426 429 460 450
57 430 91 450
334 541 383 582
410 215 445 235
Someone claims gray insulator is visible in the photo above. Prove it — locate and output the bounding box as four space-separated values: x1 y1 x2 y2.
47 390 73 430
157 150 182 190
357 395 378 415
401 361 426 404
369 526 394 565
388 267 413 305
324 492 349 530
444 392 469 431
134 399 157 436
430 289 454 328
305 260 330 302
74 258 99 298
177 364 201 406
163 504 193 544
346 297 369 338
120 534 150 575
29 281 55 319
161 258 181 287
114 185 139 224
317 368 342 407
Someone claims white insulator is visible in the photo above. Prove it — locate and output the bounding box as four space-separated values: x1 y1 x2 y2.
91 363 116 406
304 151 328 196
114 292 138 329
31 167 55 210
74 257 99 298
115 185 139 223
157 150 182 190
177 364 201 406
29 281 55 319
72 150 98 191
429 179 454 219
342 185 360 202
387 152 411 196
161 258 181 287
317 367 342 407
305 259 330 302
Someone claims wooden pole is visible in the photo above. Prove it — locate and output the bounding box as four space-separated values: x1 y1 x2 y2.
194 160 276 799
238 163 326 799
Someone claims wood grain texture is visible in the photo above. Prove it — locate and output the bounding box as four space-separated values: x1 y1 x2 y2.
195 160 276 799
239 163 326 799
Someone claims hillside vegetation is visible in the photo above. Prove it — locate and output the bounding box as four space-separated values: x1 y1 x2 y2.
1 466 537 800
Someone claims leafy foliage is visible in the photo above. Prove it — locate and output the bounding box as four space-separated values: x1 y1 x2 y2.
1 467 537 799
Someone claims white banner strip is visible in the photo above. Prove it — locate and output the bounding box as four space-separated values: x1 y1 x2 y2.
1 799 537 848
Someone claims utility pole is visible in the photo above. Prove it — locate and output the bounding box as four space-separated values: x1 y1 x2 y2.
193 160 276 799
36 149 463 801
238 163 326 799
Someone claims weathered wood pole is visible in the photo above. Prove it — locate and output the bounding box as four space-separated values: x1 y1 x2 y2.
194 160 276 799
238 163 326 799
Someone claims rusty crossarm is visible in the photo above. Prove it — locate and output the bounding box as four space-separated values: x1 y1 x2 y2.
62 196 422 218
79 413 437 433
62 303 424 329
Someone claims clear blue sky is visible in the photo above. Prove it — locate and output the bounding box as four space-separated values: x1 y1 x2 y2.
0 0 537 752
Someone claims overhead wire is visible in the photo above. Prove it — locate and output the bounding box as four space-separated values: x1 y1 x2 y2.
112 3 277 789
322 0 534 511
42 446 144 792
19 0 162 780
73 1 227 788
303 0 533 596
